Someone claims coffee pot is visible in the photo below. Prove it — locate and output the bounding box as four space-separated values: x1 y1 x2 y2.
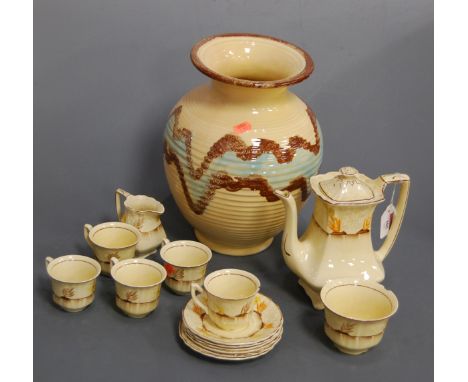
274 166 410 309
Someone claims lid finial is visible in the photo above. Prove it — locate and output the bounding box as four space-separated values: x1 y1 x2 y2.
339 166 358 176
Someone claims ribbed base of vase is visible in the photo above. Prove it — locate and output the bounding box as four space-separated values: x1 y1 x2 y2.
194 230 273 256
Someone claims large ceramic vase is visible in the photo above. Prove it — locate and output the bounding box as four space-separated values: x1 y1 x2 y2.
164 33 323 256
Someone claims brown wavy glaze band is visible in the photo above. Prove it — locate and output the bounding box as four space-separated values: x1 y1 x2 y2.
169 106 320 181
165 142 309 215
164 105 319 215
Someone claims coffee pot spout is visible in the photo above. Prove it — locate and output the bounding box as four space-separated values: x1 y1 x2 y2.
274 190 305 261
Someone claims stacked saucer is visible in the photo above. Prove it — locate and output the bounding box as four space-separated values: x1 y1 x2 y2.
179 293 283 361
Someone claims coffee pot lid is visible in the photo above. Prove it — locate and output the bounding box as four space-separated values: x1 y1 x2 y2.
311 166 385 205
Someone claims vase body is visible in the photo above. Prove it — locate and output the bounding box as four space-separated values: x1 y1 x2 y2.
163 34 323 255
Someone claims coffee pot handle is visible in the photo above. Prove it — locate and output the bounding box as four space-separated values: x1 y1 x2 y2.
115 188 132 221
191 283 209 315
375 173 411 262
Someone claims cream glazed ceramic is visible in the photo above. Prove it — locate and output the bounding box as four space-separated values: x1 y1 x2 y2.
179 292 283 361
275 166 410 309
45 255 101 312
191 269 260 331
164 33 323 256
110 257 166 318
181 323 282 352
115 188 167 257
159 238 212 295
84 222 140 275
182 322 283 351
179 322 283 361
320 279 398 355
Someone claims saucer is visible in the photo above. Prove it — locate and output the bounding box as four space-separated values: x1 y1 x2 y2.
182 321 283 353
182 293 283 346
183 317 282 350
180 323 282 359
179 321 282 361
201 311 263 339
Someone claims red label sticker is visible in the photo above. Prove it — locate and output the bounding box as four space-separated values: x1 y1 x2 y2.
233 121 252 134
164 263 175 276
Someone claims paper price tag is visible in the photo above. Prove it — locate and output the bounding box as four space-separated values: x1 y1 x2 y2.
380 203 396 239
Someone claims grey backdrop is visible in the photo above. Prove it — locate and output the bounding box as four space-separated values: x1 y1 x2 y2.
34 1 434 381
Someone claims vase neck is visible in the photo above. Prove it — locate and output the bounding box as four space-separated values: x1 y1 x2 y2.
211 80 288 102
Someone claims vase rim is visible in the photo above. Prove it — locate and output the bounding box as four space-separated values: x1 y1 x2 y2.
190 33 314 89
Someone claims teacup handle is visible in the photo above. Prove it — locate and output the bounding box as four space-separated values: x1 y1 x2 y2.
45 256 54 269
109 257 119 270
191 283 209 315
83 224 93 245
115 188 132 221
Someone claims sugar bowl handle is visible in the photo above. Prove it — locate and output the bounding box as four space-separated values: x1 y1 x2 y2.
191 283 209 315
115 188 132 221
375 173 411 262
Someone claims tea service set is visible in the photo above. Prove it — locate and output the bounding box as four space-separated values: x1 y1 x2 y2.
45 165 409 359
44 34 411 361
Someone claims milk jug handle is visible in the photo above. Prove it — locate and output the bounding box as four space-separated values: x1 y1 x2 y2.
375 173 411 262
115 188 131 221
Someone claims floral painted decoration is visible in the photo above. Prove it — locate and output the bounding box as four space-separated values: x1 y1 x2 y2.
164 263 184 279
362 217 371 232
126 291 138 302
62 288 75 298
241 303 251 315
255 296 267 313
192 304 205 316
339 322 355 334
329 216 342 233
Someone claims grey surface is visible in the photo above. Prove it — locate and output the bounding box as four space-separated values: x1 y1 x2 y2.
34 0 434 381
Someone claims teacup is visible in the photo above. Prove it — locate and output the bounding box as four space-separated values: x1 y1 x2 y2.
160 238 212 295
320 279 399 355
191 269 260 331
45 255 101 312
110 257 167 318
84 222 141 275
